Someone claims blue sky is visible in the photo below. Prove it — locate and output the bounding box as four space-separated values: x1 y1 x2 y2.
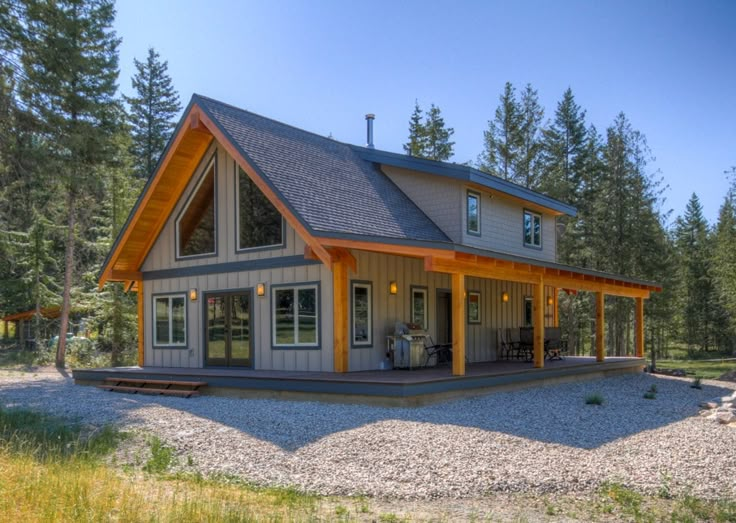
115 0 735 224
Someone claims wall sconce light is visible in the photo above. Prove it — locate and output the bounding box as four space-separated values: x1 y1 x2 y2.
389 281 398 295
501 291 509 303
547 296 554 306
189 288 198 302
256 283 266 297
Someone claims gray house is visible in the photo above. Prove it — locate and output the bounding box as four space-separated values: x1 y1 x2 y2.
97 95 660 377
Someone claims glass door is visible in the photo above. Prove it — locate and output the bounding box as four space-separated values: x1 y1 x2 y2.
205 291 253 367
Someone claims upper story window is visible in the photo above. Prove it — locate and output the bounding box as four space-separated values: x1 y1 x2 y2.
176 156 216 258
467 190 480 235
237 166 283 251
523 209 542 248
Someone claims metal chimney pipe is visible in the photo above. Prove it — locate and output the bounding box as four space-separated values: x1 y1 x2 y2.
365 113 375 149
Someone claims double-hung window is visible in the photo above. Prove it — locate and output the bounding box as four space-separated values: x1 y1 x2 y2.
273 284 319 347
153 295 187 347
410 286 428 330
523 210 542 248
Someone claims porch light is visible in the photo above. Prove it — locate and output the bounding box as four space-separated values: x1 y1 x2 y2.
501 291 509 303
389 281 398 295
189 288 198 302
547 296 554 306
257 283 266 297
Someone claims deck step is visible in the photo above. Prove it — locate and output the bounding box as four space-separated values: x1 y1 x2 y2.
97 385 200 398
102 377 207 388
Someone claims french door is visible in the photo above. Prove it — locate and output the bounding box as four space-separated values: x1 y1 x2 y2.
205 291 253 367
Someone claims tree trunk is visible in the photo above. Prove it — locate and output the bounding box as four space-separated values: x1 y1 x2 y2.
56 191 76 369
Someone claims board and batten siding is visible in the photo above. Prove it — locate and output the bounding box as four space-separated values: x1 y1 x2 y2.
348 251 558 372
141 143 306 272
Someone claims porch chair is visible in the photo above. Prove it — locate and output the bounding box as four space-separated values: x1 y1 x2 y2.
519 327 534 362
423 336 452 367
497 328 519 360
544 327 564 360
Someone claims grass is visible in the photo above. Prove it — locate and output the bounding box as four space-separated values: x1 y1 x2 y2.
656 358 736 380
585 393 604 405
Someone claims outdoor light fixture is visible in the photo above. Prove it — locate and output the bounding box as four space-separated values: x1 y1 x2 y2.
501 291 509 303
189 288 198 302
547 296 554 306
389 281 398 295
256 283 266 297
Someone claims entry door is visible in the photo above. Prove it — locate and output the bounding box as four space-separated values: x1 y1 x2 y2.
205 291 252 367
436 290 452 344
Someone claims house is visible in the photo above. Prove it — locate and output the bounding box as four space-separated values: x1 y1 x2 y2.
97 94 660 377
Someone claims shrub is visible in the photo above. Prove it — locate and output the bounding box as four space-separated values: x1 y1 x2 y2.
585 393 604 405
691 377 702 389
648 384 657 394
643 391 656 400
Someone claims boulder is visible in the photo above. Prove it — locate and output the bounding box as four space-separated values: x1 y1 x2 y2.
716 412 735 425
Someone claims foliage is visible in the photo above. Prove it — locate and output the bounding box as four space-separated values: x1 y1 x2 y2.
403 100 454 161
585 393 604 405
144 435 176 474
479 81 522 181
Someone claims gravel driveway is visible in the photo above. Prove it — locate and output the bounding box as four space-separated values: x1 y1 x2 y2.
0 369 734 500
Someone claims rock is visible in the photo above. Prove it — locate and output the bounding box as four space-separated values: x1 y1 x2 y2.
700 401 719 409
716 412 736 424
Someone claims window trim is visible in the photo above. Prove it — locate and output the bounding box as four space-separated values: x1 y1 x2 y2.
466 190 481 236
234 162 286 254
523 209 543 250
350 280 373 348
467 290 481 324
271 282 321 349
523 296 533 327
152 293 188 349
410 285 429 330
174 153 218 260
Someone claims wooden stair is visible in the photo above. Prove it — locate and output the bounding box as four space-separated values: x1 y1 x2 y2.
98 377 207 398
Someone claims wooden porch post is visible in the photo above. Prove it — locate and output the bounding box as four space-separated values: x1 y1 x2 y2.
333 259 349 373
3 320 7 339
596 292 605 362
18 319 25 348
552 288 559 328
533 278 545 368
635 297 644 358
137 280 144 367
451 272 466 376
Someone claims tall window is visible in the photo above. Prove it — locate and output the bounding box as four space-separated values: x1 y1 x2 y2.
176 158 216 258
410 286 428 330
237 166 283 251
154 295 187 346
523 210 542 248
351 282 372 346
524 296 533 327
467 190 480 235
273 285 319 347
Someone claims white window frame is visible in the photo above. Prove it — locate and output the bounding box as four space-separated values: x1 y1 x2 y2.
467 190 481 235
351 281 372 347
153 294 187 347
272 284 320 347
175 156 217 259
235 165 284 252
467 290 481 324
523 209 542 248
523 296 533 327
410 286 428 330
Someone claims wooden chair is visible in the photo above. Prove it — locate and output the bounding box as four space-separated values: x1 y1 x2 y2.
519 327 534 362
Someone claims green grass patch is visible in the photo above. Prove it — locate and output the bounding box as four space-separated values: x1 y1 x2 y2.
585 393 604 405
656 358 736 380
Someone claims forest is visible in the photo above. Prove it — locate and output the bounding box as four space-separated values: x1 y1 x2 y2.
0 0 734 368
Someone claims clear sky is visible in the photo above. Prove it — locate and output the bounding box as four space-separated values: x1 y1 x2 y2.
115 0 735 224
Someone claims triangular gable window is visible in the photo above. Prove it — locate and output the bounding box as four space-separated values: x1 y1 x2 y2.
176 157 216 258
237 166 283 251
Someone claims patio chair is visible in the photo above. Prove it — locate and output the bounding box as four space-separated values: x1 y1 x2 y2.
544 327 564 360
423 336 452 367
497 328 519 360
519 327 534 362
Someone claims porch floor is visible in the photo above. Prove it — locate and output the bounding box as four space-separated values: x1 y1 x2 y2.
73 357 645 405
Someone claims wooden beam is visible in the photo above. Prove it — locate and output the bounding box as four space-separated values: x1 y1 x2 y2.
137 280 144 367
451 272 466 376
533 278 545 368
333 259 349 372
304 245 321 262
3 321 7 339
320 237 455 260
635 297 645 358
596 292 605 362
327 247 357 273
109 270 143 282
544 273 650 298
425 256 543 285
552 287 559 327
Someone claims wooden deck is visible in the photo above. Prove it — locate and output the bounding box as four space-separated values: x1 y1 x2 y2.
74 357 645 406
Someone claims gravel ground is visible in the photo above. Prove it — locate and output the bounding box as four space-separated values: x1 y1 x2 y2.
0 368 734 500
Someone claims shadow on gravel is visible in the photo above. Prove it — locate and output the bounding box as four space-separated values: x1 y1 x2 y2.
0 373 732 450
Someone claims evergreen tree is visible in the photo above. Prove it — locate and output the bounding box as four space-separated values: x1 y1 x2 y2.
516 84 544 189
479 82 522 181
403 100 426 157
712 193 736 351
403 101 454 161
124 47 181 178
20 0 121 367
673 193 717 351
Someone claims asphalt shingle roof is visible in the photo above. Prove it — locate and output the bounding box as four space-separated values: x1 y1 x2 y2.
195 95 451 243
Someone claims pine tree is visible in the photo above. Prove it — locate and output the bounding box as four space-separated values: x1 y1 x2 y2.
712 193 736 351
403 101 454 161
403 100 426 157
124 47 181 179
516 84 544 189
479 82 522 181
20 0 121 368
